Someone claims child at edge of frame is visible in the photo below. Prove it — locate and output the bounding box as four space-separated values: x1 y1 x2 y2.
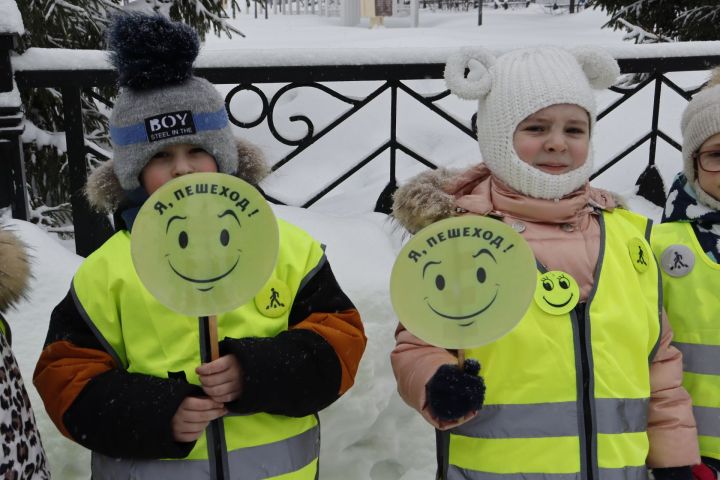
390 45 701 480
0 224 51 478
32 12 366 479
651 67 720 480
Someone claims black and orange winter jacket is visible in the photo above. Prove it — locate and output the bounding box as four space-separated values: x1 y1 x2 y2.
33 141 366 460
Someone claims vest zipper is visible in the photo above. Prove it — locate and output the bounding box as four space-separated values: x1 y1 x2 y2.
574 302 595 480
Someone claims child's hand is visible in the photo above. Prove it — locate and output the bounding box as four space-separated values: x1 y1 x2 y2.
434 410 479 431
196 354 244 403
425 359 485 424
171 396 226 443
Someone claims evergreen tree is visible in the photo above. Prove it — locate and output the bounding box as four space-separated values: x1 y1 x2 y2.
591 1 720 42
675 5 720 41
591 1 719 204
15 0 241 216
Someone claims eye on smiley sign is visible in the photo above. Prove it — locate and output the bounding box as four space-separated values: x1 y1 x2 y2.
131 172 279 317
390 216 536 350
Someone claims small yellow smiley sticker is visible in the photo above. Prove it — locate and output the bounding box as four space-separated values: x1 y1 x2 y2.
390 216 536 349
131 172 279 316
533 271 579 315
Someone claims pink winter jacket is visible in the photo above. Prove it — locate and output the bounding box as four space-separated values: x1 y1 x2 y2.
390 164 700 468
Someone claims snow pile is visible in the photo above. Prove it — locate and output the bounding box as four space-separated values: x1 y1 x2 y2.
0 81 20 108
0 0 24 35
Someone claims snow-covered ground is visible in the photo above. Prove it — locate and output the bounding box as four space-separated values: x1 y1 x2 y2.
4 6 713 479
204 4 621 49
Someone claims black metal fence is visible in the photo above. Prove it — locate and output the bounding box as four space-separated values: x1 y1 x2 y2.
0 32 27 223
5 44 720 257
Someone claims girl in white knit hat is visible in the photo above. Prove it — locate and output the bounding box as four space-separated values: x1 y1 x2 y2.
652 68 720 480
390 46 700 480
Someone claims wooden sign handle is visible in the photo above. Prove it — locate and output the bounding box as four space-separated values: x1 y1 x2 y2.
208 314 220 361
457 349 465 368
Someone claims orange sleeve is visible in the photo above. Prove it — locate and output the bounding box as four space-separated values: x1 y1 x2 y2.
292 309 366 394
33 340 116 438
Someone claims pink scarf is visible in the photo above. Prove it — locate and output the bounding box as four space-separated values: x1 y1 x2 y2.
443 163 618 300
445 163 616 224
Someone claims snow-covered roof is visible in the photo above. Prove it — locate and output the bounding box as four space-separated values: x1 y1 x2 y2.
12 42 720 72
0 0 24 35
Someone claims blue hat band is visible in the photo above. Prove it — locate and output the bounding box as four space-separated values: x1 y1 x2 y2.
110 107 229 147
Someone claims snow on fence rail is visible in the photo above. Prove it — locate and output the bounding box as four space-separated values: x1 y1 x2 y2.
11 42 720 71
4 42 720 256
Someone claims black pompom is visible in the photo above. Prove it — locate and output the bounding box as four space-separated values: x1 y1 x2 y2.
426 363 485 422
462 358 481 376
107 12 200 90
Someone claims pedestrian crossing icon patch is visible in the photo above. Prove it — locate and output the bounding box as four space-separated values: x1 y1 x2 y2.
660 244 694 277
627 238 650 273
255 278 291 318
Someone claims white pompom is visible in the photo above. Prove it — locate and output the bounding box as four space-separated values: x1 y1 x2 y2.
571 47 620 90
444 48 496 100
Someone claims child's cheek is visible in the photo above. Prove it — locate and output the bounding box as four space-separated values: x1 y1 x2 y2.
698 170 720 201
512 136 537 165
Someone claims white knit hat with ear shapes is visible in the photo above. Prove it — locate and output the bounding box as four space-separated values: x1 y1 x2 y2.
444 46 619 200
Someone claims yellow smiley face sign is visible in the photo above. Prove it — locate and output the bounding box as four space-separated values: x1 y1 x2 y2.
131 172 279 316
390 216 536 350
533 271 579 315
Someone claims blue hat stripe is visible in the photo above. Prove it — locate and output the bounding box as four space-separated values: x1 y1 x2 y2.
195 108 230 131
109 122 147 146
110 108 229 147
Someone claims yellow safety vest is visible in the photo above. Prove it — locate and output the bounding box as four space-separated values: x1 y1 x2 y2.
0 314 8 341
73 219 324 480
443 209 661 480
652 221 720 461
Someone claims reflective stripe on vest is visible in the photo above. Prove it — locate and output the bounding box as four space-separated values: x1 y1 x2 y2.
91 423 319 480
444 210 660 480
447 466 648 480
452 398 649 439
652 221 720 459
694 406 720 438
674 342 720 376
72 219 325 478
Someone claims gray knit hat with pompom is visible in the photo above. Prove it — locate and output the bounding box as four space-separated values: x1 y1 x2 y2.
107 13 237 191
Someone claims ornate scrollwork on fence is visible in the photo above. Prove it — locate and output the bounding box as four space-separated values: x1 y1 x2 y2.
12 52 720 255
226 82 368 151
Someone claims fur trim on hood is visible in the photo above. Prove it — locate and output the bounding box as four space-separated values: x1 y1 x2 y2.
392 167 461 234
393 165 624 234
86 137 270 213
0 227 30 313
707 67 720 89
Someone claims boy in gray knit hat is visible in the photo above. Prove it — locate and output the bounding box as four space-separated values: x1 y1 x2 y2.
652 68 720 480
34 13 366 479
84 11 263 228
